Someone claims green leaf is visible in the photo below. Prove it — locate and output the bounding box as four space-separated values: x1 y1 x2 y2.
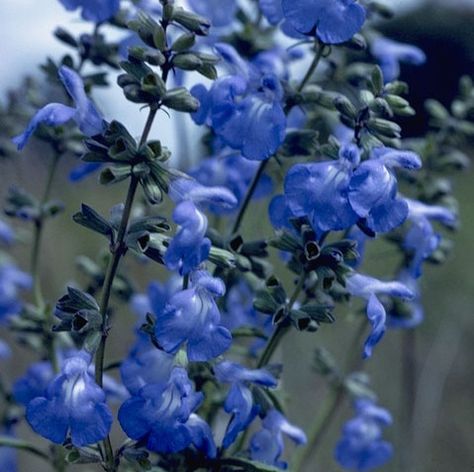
73 204 113 239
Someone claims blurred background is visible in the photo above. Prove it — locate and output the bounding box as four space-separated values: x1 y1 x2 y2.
1 0 474 471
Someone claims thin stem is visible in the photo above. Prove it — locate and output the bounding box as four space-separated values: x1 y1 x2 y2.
297 42 324 93
230 159 269 236
0 436 50 462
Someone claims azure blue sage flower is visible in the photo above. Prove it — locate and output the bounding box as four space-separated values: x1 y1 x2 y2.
0 339 10 359
348 147 422 233
118 366 216 456
0 264 31 322
404 199 456 278
371 37 426 83
347 273 414 358
250 409 307 469
188 0 237 27
335 398 393 471
214 361 277 448
0 427 16 472
191 44 286 161
154 271 232 361
58 0 120 23
0 220 15 245
13 66 105 150
281 0 366 44
165 177 237 274
25 352 112 447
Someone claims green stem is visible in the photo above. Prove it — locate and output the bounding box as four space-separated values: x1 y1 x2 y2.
230 159 269 236
0 436 50 462
297 42 324 93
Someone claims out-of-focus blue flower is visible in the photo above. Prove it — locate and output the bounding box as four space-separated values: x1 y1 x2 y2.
69 162 102 182
0 339 11 359
0 427 17 472
259 0 284 26
58 0 120 23
250 409 307 469
155 271 232 361
281 0 366 44
387 271 424 329
26 352 112 447
188 0 237 27
0 264 31 323
404 199 457 278
13 66 105 150
190 153 273 215
347 273 414 358
215 361 277 448
284 144 360 235
371 37 426 83
335 398 393 471
348 147 422 233
165 177 237 274
191 44 286 161
119 366 215 456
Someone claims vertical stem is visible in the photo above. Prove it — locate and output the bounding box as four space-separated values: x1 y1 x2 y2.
297 42 324 93
401 329 416 472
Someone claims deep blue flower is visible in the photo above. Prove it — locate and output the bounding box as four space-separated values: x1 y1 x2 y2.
372 37 426 83
13 66 105 150
58 0 120 23
25 352 112 446
404 199 456 278
0 264 31 323
347 273 414 358
191 44 286 161
281 0 366 44
259 0 284 26
189 0 237 27
190 153 273 215
283 144 360 235
335 398 393 471
214 361 277 448
119 366 216 456
165 177 237 274
348 147 422 233
69 162 102 182
250 409 307 469
155 271 232 361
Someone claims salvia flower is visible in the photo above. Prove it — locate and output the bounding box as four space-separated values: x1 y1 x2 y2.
348 147 422 233
335 398 393 471
118 366 215 456
0 339 11 359
347 273 414 358
155 271 232 361
214 361 278 448
13 66 105 150
371 37 426 83
281 0 366 44
58 0 120 23
25 352 112 447
250 409 307 469
404 199 457 278
0 264 32 323
0 427 17 472
165 177 237 274
191 44 286 161
0 220 15 245
188 0 237 27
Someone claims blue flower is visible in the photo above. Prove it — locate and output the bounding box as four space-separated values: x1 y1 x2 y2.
58 0 120 23
347 273 414 358
190 153 273 215
0 427 17 472
281 0 366 44
155 271 232 361
165 177 237 275
191 44 286 161
214 361 277 448
0 340 11 359
189 0 237 27
283 144 360 234
118 367 216 456
259 0 284 26
348 147 422 233
0 264 31 323
250 409 307 469
404 199 456 278
13 66 105 150
0 220 15 245
372 37 426 83
69 162 102 182
335 398 393 471
25 352 112 446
